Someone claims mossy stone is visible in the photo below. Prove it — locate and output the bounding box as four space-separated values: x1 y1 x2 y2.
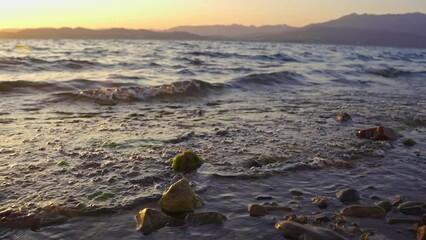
171 150 204 173
402 138 416 147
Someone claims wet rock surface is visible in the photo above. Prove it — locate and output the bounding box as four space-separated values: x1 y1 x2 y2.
275 220 348 240
336 188 360 203
340 205 386 218
159 178 203 215
135 208 171 234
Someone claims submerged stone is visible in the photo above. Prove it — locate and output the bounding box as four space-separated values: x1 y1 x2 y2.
340 205 386 218
184 212 227 226
171 150 204 173
336 112 352 122
312 196 328 209
275 220 348 240
402 138 417 147
159 178 203 215
336 188 360 203
375 201 392 212
135 208 171 234
398 201 426 216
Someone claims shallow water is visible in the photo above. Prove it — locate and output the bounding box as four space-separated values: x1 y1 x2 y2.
0 40 425 239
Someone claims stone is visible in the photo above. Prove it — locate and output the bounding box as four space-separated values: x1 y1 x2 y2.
312 196 328 208
336 112 352 122
417 226 426 240
275 220 348 240
159 178 203 215
171 150 204 173
340 205 386 219
135 208 171 234
255 195 273 200
336 188 360 203
356 126 398 141
402 138 417 147
248 204 267 217
398 201 426 216
289 189 304 196
215 129 229 136
389 194 405 206
386 218 423 225
375 201 392 212
184 212 227 226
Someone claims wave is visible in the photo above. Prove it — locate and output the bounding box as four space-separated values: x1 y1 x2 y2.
367 67 426 78
60 80 226 104
187 51 299 62
0 57 100 71
229 71 305 88
0 79 134 93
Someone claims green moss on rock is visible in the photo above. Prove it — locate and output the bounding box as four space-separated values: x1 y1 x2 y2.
171 150 204 173
57 160 69 167
402 138 416 147
87 191 115 201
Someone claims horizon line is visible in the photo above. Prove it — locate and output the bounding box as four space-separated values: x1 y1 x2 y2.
1 11 424 32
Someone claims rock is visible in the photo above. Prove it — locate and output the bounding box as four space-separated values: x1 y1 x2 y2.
340 205 386 218
312 196 328 209
255 195 273 200
402 138 417 147
215 129 229 136
135 208 171 234
248 204 267 217
398 201 426 216
171 150 204 173
386 218 423 225
159 178 203 215
389 194 405 206
417 226 426 240
363 231 387 240
184 212 227 226
289 189 304 196
275 220 348 240
375 201 392 212
312 212 332 223
336 112 352 122
336 188 360 203
356 126 398 141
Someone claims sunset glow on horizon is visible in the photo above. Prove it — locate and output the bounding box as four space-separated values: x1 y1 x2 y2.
1 0 425 30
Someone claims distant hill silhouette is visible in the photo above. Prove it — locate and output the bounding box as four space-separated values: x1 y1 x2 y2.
1 13 426 48
167 24 295 39
260 13 426 48
0 27 204 40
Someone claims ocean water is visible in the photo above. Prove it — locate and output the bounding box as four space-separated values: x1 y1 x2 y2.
0 40 425 239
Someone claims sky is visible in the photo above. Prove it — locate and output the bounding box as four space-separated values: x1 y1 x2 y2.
0 0 425 30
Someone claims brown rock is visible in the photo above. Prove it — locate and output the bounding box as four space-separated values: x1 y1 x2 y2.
248 204 267 217
417 226 426 240
340 205 386 219
356 126 398 141
398 201 426 216
135 208 171 234
275 220 348 240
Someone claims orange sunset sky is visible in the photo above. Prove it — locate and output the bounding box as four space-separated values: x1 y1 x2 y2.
0 0 425 30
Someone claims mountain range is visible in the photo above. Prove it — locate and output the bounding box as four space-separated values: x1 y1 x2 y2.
1 13 425 48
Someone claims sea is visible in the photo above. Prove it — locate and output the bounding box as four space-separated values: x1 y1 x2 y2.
0 40 425 239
